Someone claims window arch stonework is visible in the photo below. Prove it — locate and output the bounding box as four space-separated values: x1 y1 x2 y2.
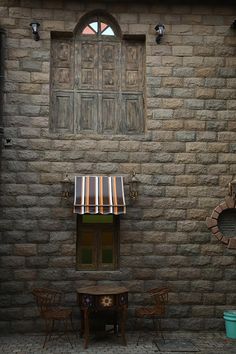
50 12 145 135
206 196 236 249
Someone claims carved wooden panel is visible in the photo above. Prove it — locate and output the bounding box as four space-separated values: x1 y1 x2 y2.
51 39 74 89
122 94 144 133
100 43 120 91
122 41 144 91
50 31 145 134
51 92 74 132
76 93 98 132
76 41 98 90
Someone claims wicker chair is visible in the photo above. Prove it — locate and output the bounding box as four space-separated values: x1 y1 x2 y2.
135 287 169 345
32 288 76 347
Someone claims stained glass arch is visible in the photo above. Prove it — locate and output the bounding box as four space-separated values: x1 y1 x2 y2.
74 10 122 39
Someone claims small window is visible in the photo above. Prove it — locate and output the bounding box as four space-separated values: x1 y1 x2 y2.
82 20 115 36
76 215 119 270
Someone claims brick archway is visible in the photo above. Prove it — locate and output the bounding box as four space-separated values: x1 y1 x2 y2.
206 196 236 249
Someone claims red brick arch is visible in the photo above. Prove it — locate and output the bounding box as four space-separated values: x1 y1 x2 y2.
206 196 236 249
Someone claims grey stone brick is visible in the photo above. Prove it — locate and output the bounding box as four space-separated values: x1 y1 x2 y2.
176 131 196 142
153 175 174 185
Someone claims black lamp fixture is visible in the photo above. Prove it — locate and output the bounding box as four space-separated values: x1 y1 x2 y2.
128 170 139 201
30 21 40 41
155 23 165 44
61 173 72 199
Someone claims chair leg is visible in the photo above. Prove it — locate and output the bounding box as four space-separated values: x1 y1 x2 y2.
157 318 165 342
43 319 53 348
63 319 73 347
152 317 165 343
70 314 78 338
134 317 142 346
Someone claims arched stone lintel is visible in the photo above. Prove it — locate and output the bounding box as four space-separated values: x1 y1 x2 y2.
206 196 236 249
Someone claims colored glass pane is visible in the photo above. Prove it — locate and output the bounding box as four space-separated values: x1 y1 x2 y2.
82 25 96 35
81 248 93 264
82 215 113 223
102 249 113 263
101 22 108 32
101 27 115 36
90 22 98 33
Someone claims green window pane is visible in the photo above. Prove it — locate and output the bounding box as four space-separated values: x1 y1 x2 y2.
102 248 113 263
82 215 113 223
81 248 93 264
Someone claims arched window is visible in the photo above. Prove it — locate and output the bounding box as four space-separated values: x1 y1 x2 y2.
82 20 115 36
50 11 145 135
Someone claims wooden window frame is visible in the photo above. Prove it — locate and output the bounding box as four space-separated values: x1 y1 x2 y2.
50 12 146 135
76 215 120 271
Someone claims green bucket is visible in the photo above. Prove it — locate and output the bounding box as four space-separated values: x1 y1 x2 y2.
223 310 236 339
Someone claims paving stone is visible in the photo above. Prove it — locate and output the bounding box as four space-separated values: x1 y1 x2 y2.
0 332 235 354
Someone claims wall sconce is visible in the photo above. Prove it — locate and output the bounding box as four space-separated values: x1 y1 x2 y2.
61 173 72 199
30 21 40 41
228 177 236 200
154 23 165 44
128 170 139 201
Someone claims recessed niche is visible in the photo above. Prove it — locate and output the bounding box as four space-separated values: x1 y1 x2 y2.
206 196 236 249
218 208 236 238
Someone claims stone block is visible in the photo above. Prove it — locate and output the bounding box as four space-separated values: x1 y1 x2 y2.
14 270 37 280
21 60 42 72
49 257 74 268
205 100 226 110
196 88 215 98
26 256 49 268
180 318 204 330
158 268 178 280
175 153 196 163
14 244 37 256
154 220 177 231
162 77 183 87
185 99 204 109
172 45 193 56
175 175 196 186
142 255 167 268
1 257 25 268
173 67 194 77
7 70 30 83
176 131 196 142
203 293 225 305
31 72 49 83
154 243 177 255
162 98 184 109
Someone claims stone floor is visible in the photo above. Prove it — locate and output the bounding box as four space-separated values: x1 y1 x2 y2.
0 331 235 354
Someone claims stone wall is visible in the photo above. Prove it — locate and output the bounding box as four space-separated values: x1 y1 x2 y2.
0 0 236 333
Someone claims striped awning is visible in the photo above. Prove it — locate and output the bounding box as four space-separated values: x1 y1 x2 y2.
74 176 126 215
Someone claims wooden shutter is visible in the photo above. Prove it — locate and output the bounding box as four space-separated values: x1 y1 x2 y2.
50 37 74 132
121 40 145 134
50 21 145 135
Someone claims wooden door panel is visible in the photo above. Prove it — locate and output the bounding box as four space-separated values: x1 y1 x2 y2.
122 41 144 91
99 94 118 133
122 94 144 133
51 39 74 89
75 41 98 89
51 92 74 132
76 93 98 132
100 43 120 91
